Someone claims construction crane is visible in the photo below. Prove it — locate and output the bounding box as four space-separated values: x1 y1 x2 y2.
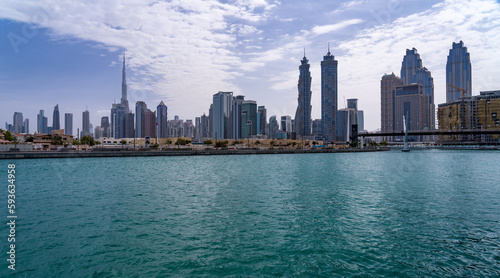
447 83 467 98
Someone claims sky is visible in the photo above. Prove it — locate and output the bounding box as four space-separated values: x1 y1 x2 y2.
1 0 500 135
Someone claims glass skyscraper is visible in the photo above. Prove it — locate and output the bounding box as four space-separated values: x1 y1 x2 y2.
82 110 90 137
13 112 23 133
52 104 60 130
446 41 472 102
321 47 338 142
240 100 257 139
212 91 233 139
156 101 168 138
65 113 73 136
136 101 147 138
294 52 312 136
268 115 279 139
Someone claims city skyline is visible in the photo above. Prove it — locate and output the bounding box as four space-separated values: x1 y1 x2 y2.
1 0 500 133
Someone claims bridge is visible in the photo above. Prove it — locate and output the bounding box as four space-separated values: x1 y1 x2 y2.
355 129 500 148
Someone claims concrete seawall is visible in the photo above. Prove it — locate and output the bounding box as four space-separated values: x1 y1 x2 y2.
0 148 389 159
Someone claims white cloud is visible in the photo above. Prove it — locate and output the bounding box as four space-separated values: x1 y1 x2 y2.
311 19 364 35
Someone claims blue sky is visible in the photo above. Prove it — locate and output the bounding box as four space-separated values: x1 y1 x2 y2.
1 0 500 135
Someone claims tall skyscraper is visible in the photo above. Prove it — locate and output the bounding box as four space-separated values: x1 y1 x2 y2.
232 95 245 139
37 110 48 134
381 73 403 136
121 54 129 112
157 101 168 138
52 104 60 130
136 101 147 138
101 116 110 137
13 112 23 133
123 113 135 138
65 113 73 136
399 48 435 131
114 104 126 138
268 116 279 139
446 41 472 102
144 109 157 138
295 51 312 136
212 91 233 139
241 100 257 139
23 119 29 133
82 110 90 137
321 45 338 141
281 116 292 132
257 105 267 136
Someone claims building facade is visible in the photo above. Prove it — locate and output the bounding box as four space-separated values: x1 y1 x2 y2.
257 105 267 136
157 101 168 138
136 101 147 138
241 100 257 139
212 91 233 139
446 41 472 103
295 53 312 137
321 47 338 142
82 110 90 137
13 112 23 133
65 113 73 136
53 104 60 130
37 110 48 134
268 115 279 139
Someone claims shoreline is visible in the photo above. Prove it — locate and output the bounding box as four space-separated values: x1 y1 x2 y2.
0 147 389 159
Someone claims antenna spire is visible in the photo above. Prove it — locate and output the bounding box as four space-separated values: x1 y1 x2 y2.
328 42 330 54
303 47 306 58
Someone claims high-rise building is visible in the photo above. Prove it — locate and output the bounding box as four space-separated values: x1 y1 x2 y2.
101 116 110 138
295 51 312 136
381 73 404 136
157 101 168 138
446 41 472 102
268 116 279 139
232 95 245 139
123 113 135 138
65 113 73 136
394 84 425 133
321 46 338 141
23 119 29 133
135 101 147 138
257 106 267 136
184 120 194 138
82 110 90 137
13 112 23 133
212 91 233 139
144 109 157 138
312 119 322 136
52 104 60 130
337 99 361 142
241 100 257 139
37 110 48 134
400 48 422 85
114 104 126 138
121 54 129 112
281 116 292 132
208 104 213 138
194 117 201 141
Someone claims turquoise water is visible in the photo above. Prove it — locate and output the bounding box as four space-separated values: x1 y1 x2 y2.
2 149 500 277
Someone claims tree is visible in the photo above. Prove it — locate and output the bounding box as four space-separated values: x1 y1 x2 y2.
270 140 275 146
81 135 96 146
176 138 188 145
312 141 317 145
119 139 127 145
203 140 213 145
25 136 34 143
51 135 63 145
4 130 15 142
380 141 389 146
166 139 172 147
255 140 260 145
215 141 227 148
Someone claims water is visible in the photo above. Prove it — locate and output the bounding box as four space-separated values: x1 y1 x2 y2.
2 149 500 277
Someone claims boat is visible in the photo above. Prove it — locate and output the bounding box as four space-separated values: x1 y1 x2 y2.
402 114 410 152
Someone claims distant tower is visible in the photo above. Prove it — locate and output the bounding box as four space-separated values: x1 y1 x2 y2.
13 112 23 133
212 91 233 139
121 54 129 112
101 116 110 137
52 104 60 130
157 101 168 138
82 110 90 137
295 49 312 136
321 43 338 141
446 41 472 102
37 110 48 134
136 101 147 138
65 113 73 136
400 48 423 85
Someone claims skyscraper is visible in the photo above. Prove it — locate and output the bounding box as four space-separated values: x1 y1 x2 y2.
23 119 29 133
281 116 292 132
446 41 472 102
157 101 168 138
295 51 312 136
321 45 338 141
65 113 73 136
121 54 129 112
232 95 245 139
101 116 110 138
257 106 267 136
136 101 147 138
268 116 279 139
123 113 135 138
212 91 233 139
13 112 23 133
37 110 48 134
52 104 60 130
241 100 257 139
144 109 157 138
82 110 90 137
400 48 422 85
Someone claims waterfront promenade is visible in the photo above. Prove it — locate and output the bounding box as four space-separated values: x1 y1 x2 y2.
0 147 388 159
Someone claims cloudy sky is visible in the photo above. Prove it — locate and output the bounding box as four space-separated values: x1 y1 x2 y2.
1 0 500 135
